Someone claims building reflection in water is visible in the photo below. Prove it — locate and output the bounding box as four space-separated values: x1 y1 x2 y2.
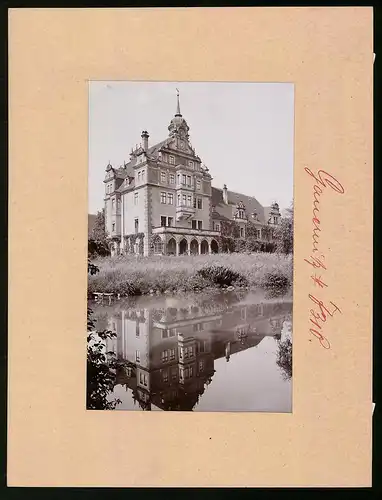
92 292 292 411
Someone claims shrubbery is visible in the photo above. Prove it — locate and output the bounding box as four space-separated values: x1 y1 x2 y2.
197 265 248 288
261 270 290 297
88 253 292 296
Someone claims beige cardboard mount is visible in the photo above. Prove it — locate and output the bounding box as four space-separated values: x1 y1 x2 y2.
8 7 373 487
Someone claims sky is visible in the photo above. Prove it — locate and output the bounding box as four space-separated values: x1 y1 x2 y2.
88 81 294 215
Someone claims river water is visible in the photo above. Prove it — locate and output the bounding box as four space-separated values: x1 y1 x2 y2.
89 288 293 412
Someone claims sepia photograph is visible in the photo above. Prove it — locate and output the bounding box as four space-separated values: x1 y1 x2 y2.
87 81 294 412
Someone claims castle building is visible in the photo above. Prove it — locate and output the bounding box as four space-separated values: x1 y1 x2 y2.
103 91 281 257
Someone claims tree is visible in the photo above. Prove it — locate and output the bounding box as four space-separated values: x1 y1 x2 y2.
87 259 121 410
91 209 108 241
89 209 110 257
274 202 293 254
219 219 240 253
276 338 292 380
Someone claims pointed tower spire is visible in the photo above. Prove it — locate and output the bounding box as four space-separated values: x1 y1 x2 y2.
175 88 181 116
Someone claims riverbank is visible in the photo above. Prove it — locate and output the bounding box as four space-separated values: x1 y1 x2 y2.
88 252 293 297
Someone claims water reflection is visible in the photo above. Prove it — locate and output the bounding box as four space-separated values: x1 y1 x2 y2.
89 290 293 412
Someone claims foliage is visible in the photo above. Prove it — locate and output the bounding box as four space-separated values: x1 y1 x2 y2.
89 253 292 296
220 219 241 238
276 338 292 380
88 238 110 258
87 328 122 410
91 209 108 242
89 209 110 257
87 258 121 410
219 219 241 253
124 232 145 254
260 270 290 297
274 203 294 255
197 265 248 287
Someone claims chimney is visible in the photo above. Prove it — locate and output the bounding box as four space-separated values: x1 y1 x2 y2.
223 184 228 204
141 130 149 151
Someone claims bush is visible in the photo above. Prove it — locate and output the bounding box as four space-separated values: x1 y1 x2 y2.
184 274 211 291
197 265 248 288
261 270 290 297
276 338 292 380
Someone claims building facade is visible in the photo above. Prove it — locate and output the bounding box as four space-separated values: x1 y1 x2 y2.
103 91 281 257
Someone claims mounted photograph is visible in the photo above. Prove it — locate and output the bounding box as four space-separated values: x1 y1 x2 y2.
87 81 294 412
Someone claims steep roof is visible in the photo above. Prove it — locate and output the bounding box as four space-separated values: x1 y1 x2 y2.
211 187 266 224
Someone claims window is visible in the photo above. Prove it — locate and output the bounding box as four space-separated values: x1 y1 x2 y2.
161 216 167 227
214 223 220 232
240 227 244 238
134 218 139 233
177 194 181 205
169 174 175 184
189 365 194 377
274 216 279 224
193 198 197 209
171 367 177 380
136 322 140 337
153 237 164 254
167 193 174 205
199 360 204 372
160 192 167 204
160 171 166 183
189 161 194 169
141 170 145 181
112 223 115 232
196 179 201 190
169 155 175 165
187 175 191 187
139 372 148 386
177 173 181 185
182 194 187 205
135 350 140 363
134 192 138 205
182 174 187 185
257 229 261 239
187 195 192 207
138 171 141 182
168 217 173 227
162 370 169 383
161 350 169 362
169 348 175 361
112 198 115 207
238 209 245 219
197 220 202 230
192 220 197 229
197 198 203 209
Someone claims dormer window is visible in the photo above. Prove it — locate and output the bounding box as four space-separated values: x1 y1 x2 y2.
189 161 194 169
238 209 245 219
169 155 175 165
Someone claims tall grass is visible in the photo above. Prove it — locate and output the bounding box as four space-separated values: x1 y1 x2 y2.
88 253 293 296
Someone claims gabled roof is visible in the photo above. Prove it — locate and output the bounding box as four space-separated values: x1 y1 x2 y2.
211 187 267 224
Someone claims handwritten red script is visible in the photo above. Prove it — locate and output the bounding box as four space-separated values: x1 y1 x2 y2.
304 168 345 349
